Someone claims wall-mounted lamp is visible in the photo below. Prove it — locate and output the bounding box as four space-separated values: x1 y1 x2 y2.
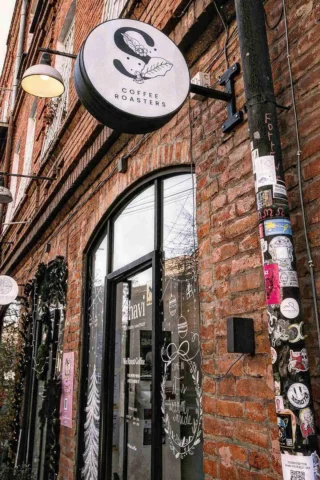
0 171 55 205
21 52 65 98
0 176 13 204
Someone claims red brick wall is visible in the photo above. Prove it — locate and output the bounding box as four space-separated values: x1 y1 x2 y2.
0 0 319 479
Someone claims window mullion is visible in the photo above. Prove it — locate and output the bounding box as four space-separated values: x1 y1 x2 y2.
151 250 163 480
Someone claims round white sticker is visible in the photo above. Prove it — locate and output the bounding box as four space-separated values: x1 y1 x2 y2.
0 275 18 305
287 383 310 409
280 298 299 319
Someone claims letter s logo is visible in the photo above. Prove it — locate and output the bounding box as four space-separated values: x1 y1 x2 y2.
113 27 173 84
113 27 153 80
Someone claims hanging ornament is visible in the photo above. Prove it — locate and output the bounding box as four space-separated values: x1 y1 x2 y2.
178 316 188 338
169 295 177 316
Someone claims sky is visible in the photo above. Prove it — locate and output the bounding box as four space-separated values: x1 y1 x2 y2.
0 0 16 76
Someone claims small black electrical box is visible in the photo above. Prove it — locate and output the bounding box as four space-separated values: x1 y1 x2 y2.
227 317 255 354
118 156 128 173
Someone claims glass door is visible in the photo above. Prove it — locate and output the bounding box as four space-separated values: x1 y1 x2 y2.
111 267 153 480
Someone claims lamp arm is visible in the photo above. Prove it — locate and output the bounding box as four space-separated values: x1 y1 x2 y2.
39 47 77 60
0 172 55 182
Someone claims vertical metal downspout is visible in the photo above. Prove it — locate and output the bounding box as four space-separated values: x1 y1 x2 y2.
11 0 28 111
0 0 28 234
235 0 320 477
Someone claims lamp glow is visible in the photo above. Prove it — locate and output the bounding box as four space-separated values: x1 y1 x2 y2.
21 53 65 98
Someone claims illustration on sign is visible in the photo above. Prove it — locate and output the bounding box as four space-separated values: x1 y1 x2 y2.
114 29 172 84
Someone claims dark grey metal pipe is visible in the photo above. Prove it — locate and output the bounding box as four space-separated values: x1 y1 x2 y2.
235 0 319 471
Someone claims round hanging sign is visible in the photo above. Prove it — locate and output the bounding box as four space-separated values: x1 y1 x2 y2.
0 275 18 305
74 19 190 134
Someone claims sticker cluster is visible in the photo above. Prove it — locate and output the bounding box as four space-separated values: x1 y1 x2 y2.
252 131 319 479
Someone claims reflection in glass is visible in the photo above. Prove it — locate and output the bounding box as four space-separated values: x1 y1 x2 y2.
112 269 152 480
162 174 203 480
163 175 197 261
113 186 155 271
82 233 108 480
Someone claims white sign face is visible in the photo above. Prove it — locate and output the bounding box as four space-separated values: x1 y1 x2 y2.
79 19 190 124
0 275 18 305
281 452 315 480
287 383 310 409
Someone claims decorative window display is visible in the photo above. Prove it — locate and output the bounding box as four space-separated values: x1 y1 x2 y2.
81 171 203 480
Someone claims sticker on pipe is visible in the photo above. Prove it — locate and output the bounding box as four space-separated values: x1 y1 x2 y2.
254 155 277 189
270 347 277 364
275 395 284 412
287 383 310 409
0 276 19 305
257 190 272 209
279 271 299 288
299 408 315 438
264 219 292 236
288 349 309 373
278 410 296 448
269 236 294 270
281 452 315 480
264 264 281 304
273 183 287 199
280 298 299 319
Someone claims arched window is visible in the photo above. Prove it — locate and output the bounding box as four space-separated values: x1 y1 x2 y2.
80 169 203 480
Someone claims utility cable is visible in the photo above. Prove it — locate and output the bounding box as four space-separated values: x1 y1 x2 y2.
213 0 230 69
264 4 284 30
282 0 320 350
215 354 245 381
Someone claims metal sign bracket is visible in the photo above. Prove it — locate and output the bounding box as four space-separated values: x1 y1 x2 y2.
190 62 244 133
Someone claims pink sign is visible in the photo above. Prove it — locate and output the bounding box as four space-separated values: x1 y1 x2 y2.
60 351 74 428
264 263 281 305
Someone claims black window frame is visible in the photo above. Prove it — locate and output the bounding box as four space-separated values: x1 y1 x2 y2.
77 166 194 480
